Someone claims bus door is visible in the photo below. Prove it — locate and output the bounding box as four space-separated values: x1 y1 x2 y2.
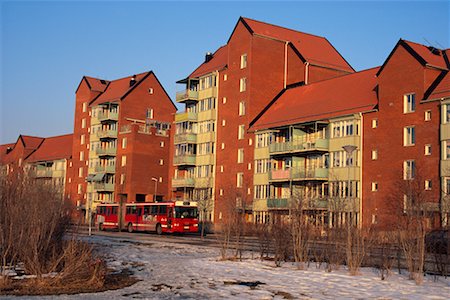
167 206 173 230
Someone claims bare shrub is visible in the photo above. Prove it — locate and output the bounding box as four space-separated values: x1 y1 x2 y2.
0 172 107 292
345 224 372 275
271 219 291 267
253 223 272 259
290 195 311 269
324 228 346 272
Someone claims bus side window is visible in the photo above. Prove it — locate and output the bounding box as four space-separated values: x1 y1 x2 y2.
144 206 150 215
126 207 131 215
106 207 110 216
137 208 142 216
151 206 158 215
112 207 117 215
159 205 167 215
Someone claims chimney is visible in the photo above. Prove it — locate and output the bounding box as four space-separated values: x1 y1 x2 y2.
129 75 136 87
205 52 213 63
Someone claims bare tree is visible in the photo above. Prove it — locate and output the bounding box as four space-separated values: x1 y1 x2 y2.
289 189 311 269
192 179 214 238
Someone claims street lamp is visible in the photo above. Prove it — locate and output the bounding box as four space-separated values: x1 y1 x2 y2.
342 145 357 227
151 177 158 202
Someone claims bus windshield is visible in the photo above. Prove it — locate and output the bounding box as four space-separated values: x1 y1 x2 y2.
174 207 198 219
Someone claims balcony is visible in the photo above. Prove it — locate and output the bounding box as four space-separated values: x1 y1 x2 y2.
97 129 117 139
306 199 328 210
94 165 116 173
173 154 196 166
269 138 329 156
174 132 197 144
176 90 199 103
269 168 328 182
96 147 117 157
267 198 289 209
94 182 115 192
98 111 119 122
175 111 198 123
35 169 53 178
172 177 195 188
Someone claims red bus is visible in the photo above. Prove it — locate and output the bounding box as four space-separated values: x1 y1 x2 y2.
96 201 198 235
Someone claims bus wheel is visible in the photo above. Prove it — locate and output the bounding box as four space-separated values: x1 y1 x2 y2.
156 224 162 235
98 223 104 231
127 223 133 233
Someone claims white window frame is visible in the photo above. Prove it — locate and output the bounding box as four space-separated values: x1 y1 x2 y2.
404 126 415 146
238 124 245 140
239 77 247 92
403 93 416 113
425 144 431 156
425 110 431 121
371 182 378 192
239 101 246 116
237 148 244 163
237 172 243 187
371 150 378 160
403 160 416 180
372 118 378 128
240 54 247 69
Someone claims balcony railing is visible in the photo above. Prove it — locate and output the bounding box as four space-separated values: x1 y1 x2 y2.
94 182 115 192
98 111 119 122
172 177 195 188
175 111 198 122
97 129 118 139
96 147 117 157
269 168 329 181
176 90 199 102
35 169 53 178
269 138 329 155
174 132 197 144
173 154 196 166
267 198 289 209
94 165 116 173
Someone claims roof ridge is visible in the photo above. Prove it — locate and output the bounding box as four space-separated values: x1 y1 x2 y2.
110 71 150 82
44 133 73 139
300 66 380 86
242 17 327 40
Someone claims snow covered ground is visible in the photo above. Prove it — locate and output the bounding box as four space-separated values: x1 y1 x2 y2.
4 235 450 299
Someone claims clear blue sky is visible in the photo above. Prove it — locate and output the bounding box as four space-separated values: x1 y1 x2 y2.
1 0 448 144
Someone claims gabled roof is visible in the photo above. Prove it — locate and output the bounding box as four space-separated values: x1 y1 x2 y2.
238 17 354 72
377 39 449 76
89 71 150 106
20 135 45 150
427 72 450 100
250 67 379 131
27 134 73 163
75 76 109 94
187 45 228 79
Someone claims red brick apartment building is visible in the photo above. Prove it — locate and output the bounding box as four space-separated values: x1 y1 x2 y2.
171 17 450 229
0 134 73 199
68 71 176 220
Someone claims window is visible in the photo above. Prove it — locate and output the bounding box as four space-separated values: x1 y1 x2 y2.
223 97 227 104
444 104 450 123
371 182 378 192
223 74 228 81
248 163 252 170
78 167 83 178
220 165 224 173
80 151 84 161
248 138 252 146
239 101 246 116
371 150 378 160
80 134 85 145
425 110 431 121
81 118 86 129
78 184 82 194
148 88 154 94
256 132 272 148
147 108 154 119
403 160 415 180
222 119 226 127
221 143 225 150
121 155 127 167
425 180 432 190
237 149 244 163
82 102 87 113
404 93 416 113
237 172 243 187
220 189 223 196
425 144 431 156
445 141 450 159
240 54 247 69
160 141 164 147
159 159 164 165
238 125 245 140
239 77 247 92
372 119 378 128
404 126 415 146
120 174 125 185
122 138 127 149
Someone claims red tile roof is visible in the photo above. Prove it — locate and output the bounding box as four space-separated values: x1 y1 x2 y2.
428 72 450 100
403 40 449 70
90 72 149 106
250 67 379 131
27 134 73 163
20 135 45 150
189 45 228 79
241 17 354 73
84 76 109 92
0 143 15 164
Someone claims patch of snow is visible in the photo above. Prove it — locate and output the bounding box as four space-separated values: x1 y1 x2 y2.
6 235 450 299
